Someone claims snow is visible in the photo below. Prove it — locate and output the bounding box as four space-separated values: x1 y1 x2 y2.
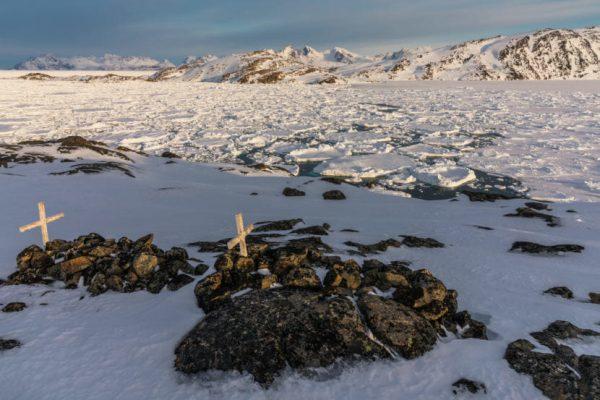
1 75 600 399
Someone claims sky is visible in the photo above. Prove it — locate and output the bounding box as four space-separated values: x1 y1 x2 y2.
0 0 599 68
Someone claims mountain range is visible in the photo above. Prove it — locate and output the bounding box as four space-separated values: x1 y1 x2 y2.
14 26 600 81
14 54 174 71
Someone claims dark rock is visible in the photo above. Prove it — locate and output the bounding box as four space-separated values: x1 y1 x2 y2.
324 260 362 292
282 187 305 197
0 338 21 351
505 207 560 227
146 270 170 294
451 378 487 395
161 151 181 159
395 269 447 309
2 302 27 313
192 263 209 276
362 262 410 291
510 241 584 254
322 190 346 200
589 292 600 304
188 240 228 253
175 289 389 387
254 219 304 232
341 228 359 233
505 321 600 400
461 190 519 202
321 177 345 185
450 311 488 340
165 247 188 261
106 275 124 292
400 235 445 248
344 238 402 255
16 245 53 272
168 274 195 291
525 201 551 211
505 339 582 400
544 287 574 299
291 225 329 236
358 295 437 358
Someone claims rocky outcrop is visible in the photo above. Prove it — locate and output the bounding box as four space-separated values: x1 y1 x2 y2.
176 237 486 386
510 241 584 254
7 233 200 295
505 321 600 400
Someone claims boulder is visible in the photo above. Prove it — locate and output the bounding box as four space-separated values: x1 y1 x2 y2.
175 289 389 387
358 295 437 358
282 187 306 197
589 292 600 304
283 267 321 289
168 274 194 291
324 260 361 292
16 245 53 271
400 235 445 248
544 286 574 299
322 190 346 200
59 256 94 275
2 302 27 313
395 269 447 309
132 253 158 277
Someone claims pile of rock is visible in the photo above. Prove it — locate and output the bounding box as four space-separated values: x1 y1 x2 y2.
175 236 486 386
5 233 206 295
505 321 600 400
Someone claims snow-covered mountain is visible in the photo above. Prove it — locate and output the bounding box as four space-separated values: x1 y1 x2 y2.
15 54 174 71
149 26 600 83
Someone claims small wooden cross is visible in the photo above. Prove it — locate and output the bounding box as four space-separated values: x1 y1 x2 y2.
227 213 254 257
19 201 64 245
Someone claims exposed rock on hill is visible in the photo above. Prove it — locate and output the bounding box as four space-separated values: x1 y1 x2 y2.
175 237 486 386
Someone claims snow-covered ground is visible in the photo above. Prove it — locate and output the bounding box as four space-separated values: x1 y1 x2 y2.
1 73 599 201
1 75 599 399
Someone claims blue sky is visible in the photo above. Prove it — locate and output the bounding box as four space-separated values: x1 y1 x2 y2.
1 0 599 67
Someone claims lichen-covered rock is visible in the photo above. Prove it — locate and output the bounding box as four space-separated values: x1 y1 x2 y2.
175 289 389 386
132 253 158 277
394 269 447 308
283 267 321 289
505 321 600 400
324 260 361 292
357 295 437 358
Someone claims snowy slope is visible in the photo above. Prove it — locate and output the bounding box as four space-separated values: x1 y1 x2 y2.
15 54 174 71
1 142 599 400
148 26 600 82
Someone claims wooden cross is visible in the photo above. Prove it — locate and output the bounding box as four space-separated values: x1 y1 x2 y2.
227 213 254 257
19 201 64 245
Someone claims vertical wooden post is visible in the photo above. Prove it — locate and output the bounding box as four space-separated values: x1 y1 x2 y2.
235 213 248 257
38 201 49 245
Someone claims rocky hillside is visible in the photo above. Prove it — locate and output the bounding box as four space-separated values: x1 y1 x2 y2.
149 26 600 83
14 54 174 71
